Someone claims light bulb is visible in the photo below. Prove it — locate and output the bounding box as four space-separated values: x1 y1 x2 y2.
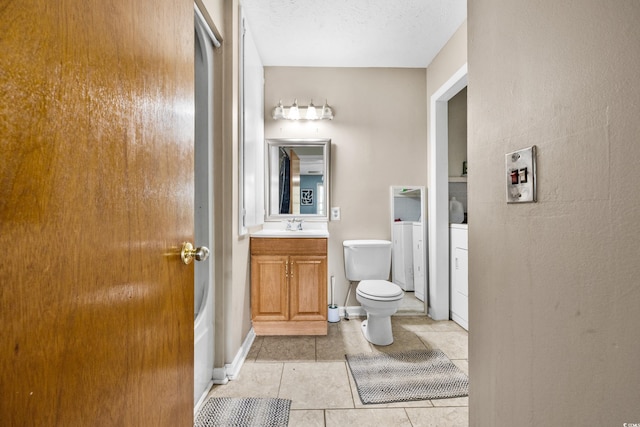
272 100 285 120
321 100 333 120
305 100 318 120
288 99 300 120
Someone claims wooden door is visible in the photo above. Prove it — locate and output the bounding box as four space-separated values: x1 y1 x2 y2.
289 256 327 321
0 1 194 425
250 255 289 321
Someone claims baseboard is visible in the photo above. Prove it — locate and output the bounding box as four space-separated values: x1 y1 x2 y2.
224 327 256 381
341 305 366 318
194 380 214 414
450 312 468 331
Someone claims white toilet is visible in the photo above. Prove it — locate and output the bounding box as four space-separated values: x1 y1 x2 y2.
343 240 404 346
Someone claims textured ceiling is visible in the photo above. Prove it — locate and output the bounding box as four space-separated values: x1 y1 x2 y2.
240 0 467 68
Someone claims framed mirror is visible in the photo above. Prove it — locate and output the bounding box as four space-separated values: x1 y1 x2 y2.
265 138 330 221
390 186 427 312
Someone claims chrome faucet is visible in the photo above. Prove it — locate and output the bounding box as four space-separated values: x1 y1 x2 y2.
285 218 304 231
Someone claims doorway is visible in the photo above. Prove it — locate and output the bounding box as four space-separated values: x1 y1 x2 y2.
194 8 217 406
428 64 468 320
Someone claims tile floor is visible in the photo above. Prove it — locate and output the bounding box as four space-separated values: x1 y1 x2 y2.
397 291 425 313
207 316 469 427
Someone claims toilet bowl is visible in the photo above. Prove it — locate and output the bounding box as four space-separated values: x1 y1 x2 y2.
343 240 404 346
356 279 404 346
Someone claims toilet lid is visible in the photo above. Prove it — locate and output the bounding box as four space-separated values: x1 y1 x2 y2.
357 280 403 300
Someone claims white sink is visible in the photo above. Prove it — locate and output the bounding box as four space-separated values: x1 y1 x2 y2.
251 229 329 238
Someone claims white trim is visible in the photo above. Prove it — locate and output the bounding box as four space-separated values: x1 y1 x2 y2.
194 3 221 47
238 11 265 234
428 63 468 320
238 12 247 236
194 380 214 414
224 328 256 381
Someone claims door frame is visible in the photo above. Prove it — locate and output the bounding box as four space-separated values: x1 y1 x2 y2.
194 4 220 409
428 63 467 320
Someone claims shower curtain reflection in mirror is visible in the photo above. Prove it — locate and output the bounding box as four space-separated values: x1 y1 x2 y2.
278 148 290 214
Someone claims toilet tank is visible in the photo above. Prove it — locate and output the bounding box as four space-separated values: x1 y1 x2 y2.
343 240 392 281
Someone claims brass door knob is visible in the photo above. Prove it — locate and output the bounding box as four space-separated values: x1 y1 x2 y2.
181 242 210 265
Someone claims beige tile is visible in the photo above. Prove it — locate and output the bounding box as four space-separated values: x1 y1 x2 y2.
208 362 283 398
212 313 468 423
370 330 429 354
393 316 465 333
326 322 341 336
244 336 263 362
415 331 469 360
288 409 325 426
279 362 354 409
256 336 316 362
431 396 469 407
337 317 366 333
405 406 469 427
325 408 413 427
316 331 372 361
392 315 435 327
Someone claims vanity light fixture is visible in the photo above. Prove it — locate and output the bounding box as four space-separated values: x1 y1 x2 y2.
272 99 334 121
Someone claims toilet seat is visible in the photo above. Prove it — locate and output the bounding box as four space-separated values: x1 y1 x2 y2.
357 280 403 301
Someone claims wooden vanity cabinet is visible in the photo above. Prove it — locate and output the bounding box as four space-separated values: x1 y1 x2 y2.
250 238 327 335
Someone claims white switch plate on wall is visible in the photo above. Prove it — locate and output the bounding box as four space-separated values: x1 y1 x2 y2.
331 207 341 220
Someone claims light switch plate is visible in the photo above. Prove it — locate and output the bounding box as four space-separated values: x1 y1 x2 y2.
506 146 537 203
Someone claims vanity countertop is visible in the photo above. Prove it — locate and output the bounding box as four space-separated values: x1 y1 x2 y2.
251 222 329 238
251 229 329 238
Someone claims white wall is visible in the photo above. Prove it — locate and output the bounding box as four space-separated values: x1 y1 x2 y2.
264 67 428 307
468 2 640 425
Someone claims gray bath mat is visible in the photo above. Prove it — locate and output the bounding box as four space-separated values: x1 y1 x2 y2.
194 397 291 427
346 349 468 404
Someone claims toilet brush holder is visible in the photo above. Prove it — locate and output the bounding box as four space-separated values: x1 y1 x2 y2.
328 305 340 323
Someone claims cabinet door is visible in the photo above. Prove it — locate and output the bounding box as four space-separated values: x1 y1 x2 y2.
392 223 414 290
251 255 289 321
289 255 327 321
451 247 469 330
